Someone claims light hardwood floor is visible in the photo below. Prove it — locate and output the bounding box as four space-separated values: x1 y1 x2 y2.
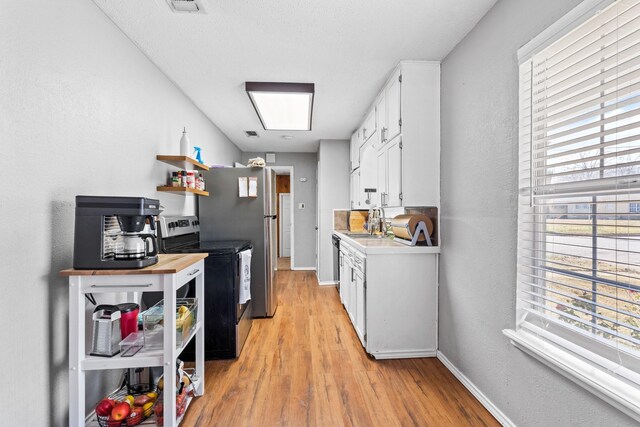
182 269 499 426
277 257 291 271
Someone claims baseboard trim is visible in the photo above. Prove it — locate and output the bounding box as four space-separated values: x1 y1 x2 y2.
292 267 316 271
437 351 515 427
318 280 338 286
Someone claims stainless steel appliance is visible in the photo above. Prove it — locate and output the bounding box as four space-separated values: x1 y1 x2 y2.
198 168 278 318
73 196 160 269
157 215 253 359
90 305 121 357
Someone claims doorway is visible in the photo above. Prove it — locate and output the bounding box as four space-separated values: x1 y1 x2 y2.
279 193 291 258
272 167 294 270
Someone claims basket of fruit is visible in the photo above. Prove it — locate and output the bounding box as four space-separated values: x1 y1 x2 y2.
94 385 159 427
153 388 188 426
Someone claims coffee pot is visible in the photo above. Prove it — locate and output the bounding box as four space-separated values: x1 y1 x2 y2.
114 233 158 260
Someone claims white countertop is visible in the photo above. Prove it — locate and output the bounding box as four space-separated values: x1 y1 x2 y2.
333 231 440 255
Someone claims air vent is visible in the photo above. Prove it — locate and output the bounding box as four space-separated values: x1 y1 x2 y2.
165 0 206 13
245 131 259 138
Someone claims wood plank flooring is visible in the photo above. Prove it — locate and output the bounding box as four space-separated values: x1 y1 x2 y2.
182 268 499 427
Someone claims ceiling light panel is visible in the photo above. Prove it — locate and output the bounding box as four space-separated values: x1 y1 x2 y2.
245 82 314 131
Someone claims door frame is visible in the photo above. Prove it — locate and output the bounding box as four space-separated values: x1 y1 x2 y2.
270 166 295 268
279 193 292 257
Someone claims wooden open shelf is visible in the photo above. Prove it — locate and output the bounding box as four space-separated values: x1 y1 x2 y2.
157 186 209 196
156 155 209 171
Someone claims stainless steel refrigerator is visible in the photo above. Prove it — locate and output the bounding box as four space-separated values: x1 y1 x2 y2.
198 167 278 317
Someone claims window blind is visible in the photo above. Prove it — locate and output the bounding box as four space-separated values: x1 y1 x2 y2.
518 0 640 384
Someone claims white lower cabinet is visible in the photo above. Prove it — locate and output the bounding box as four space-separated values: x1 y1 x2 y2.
354 267 366 346
337 236 438 359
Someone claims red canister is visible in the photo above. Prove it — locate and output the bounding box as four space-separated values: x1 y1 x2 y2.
117 303 140 340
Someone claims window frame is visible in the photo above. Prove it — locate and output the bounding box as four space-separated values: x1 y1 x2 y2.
504 0 640 422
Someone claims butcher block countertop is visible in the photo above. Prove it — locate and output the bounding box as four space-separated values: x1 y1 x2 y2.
59 253 208 276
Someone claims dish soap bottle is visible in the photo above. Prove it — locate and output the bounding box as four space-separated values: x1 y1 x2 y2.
180 127 190 156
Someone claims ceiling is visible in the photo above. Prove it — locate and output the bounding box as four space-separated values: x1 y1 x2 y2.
93 0 497 153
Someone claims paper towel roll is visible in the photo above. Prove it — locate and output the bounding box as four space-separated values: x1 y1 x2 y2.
390 214 434 241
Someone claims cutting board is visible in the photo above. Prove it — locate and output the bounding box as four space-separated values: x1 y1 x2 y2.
349 211 368 232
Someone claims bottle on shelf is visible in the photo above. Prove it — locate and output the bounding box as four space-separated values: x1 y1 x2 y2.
180 128 190 156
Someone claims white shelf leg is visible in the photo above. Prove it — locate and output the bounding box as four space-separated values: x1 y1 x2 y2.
195 266 205 395
163 274 178 427
69 276 86 426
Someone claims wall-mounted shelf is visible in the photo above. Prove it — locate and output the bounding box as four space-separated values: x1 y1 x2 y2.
157 186 209 196
156 155 209 171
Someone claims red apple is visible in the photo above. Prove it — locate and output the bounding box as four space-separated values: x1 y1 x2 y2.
126 408 143 426
95 398 114 417
111 402 131 421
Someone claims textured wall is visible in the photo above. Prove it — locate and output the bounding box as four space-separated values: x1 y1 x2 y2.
242 152 319 269
439 0 636 425
317 140 350 282
0 0 240 424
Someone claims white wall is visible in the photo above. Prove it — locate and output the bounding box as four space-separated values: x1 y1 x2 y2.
317 140 350 283
439 0 637 425
242 152 318 269
0 1 241 424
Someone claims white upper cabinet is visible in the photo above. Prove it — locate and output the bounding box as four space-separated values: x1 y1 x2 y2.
385 68 402 143
377 136 402 207
359 138 378 207
350 131 359 171
350 169 361 209
350 61 440 209
362 107 376 144
375 93 386 145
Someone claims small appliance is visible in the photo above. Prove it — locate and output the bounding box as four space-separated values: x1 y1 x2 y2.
90 305 121 357
73 195 160 269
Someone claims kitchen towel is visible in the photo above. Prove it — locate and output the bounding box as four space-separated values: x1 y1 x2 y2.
239 249 252 304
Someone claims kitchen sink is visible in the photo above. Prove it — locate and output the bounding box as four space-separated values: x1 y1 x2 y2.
344 232 384 239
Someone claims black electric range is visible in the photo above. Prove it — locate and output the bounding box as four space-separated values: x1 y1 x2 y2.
157 216 253 359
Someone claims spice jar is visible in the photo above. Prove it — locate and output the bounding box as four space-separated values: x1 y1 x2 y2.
186 171 196 189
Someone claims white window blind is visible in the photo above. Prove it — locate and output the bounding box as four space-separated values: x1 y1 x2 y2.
517 0 640 392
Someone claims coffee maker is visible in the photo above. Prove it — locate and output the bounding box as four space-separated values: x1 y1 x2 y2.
73 196 160 269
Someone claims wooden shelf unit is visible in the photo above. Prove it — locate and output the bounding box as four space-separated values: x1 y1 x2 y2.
157 186 209 196
156 155 209 171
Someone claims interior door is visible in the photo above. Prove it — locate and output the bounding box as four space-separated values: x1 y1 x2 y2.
279 194 291 257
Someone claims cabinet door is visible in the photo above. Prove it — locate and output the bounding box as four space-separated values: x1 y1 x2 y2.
350 171 360 209
386 137 402 207
347 262 356 323
359 138 378 207
386 69 401 142
339 252 346 305
377 149 387 207
375 93 387 145
355 270 366 346
350 131 359 171
362 107 376 143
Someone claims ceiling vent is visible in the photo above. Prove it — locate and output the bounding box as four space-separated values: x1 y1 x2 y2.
165 0 206 13
245 131 259 138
